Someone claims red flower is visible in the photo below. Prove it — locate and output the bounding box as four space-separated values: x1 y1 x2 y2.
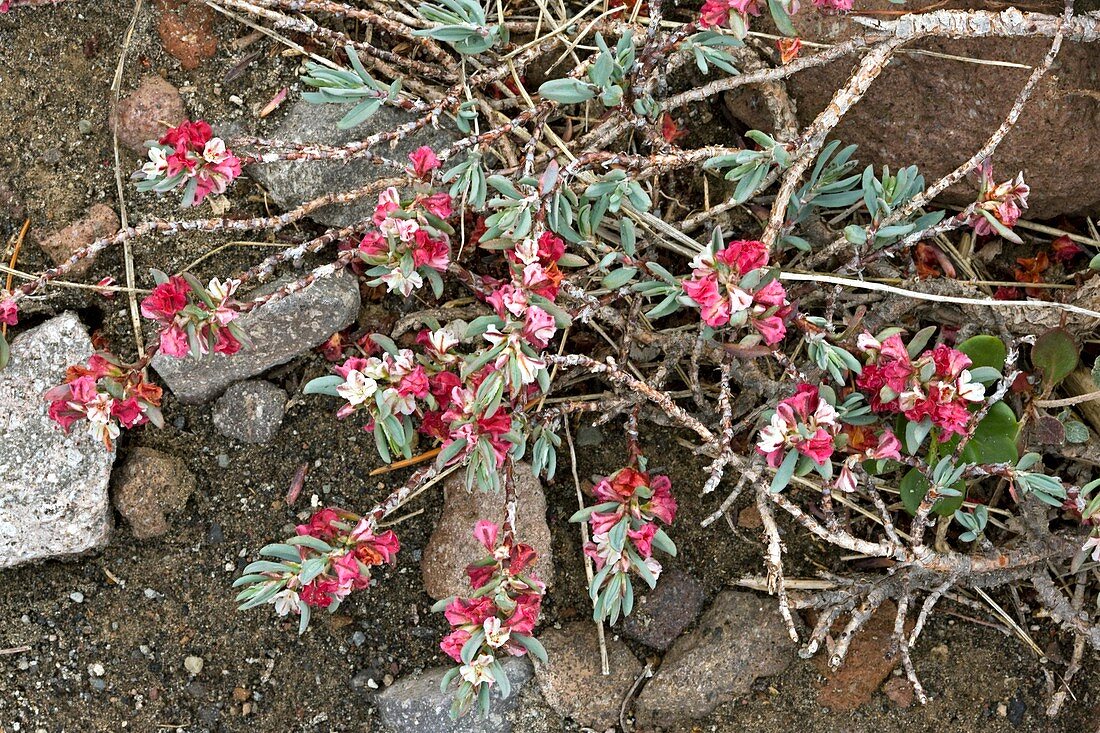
440 629 471 662
628 523 658 558
660 113 687 145
1050 235 1084 263
110 397 145 428
159 120 212 151
213 327 242 356
505 593 542 635
140 276 191 323
300 580 335 608
296 508 342 541
466 562 496 589
0 297 18 327
444 596 496 627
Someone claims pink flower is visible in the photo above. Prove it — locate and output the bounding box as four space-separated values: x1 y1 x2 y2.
440 629 471 662
408 146 441 179
68 375 99 404
645 475 677 525
505 594 542 635
0 297 17 326
473 520 499 551
397 365 430 398
297 508 342 541
159 324 191 358
140 276 190 323
333 552 364 588
444 596 497 627
628 523 658 558
358 231 387 257
372 187 401 225
523 306 557 348
716 239 769 273
812 0 852 10
756 383 839 467
412 230 449 272
47 400 84 432
110 397 145 429
352 526 400 565
589 511 621 537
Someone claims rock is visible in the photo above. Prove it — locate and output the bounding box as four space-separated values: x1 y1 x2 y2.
883 677 914 709
737 505 762 529
421 463 553 600
157 0 217 70
817 600 910 711
113 75 187 154
150 270 361 403
532 623 642 730
377 657 533 733
726 0 1100 219
0 313 114 569
212 380 286 444
183 655 204 676
247 101 462 227
37 204 119 278
621 568 706 651
635 591 797 725
111 447 196 539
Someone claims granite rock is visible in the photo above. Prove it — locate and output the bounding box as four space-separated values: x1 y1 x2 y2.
0 313 114 568
212 380 286 444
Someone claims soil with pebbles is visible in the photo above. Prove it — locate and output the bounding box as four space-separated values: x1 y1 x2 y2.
0 3 1097 732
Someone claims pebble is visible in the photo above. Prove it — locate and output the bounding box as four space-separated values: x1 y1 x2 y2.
212 380 287 444
184 656 204 676
351 631 366 647
217 454 230 468
69 592 85 604
111 447 197 539
817 600 911 711
621 568 706 651
156 0 218 70
882 677 914 709
90 678 106 692
112 75 187 153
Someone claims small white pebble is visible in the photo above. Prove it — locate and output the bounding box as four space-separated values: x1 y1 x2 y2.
69 592 84 603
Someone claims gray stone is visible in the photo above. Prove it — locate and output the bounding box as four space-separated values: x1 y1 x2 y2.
377 657 533 733
621 568 706 651
421 463 553 600
247 101 461 227
212 380 286 444
151 270 360 403
0 313 114 569
111 447 196 539
634 591 798 725
532 622 642 731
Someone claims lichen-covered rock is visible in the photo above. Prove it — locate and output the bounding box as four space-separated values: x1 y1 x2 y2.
36 203 119 277
532 622 642 730
0 313 114 568
113 75 187 154
377 657 533 733
150 270 360 403
635 591 797 725
111 447 196 539
420 463 553 600
247 101 462 227
212 380 286 444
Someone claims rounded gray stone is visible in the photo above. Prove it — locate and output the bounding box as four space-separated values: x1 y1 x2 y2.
212 380 286 444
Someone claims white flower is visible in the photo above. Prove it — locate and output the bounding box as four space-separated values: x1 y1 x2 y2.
202 137 228 163
381 386 417 417
84 393 114 425
141 146 169 180
337 370 378 406
755 413 790 455
272 588 300 617
459 654 497 686
483 617 511 649
856 332 881 353
956 370 986 402
1083 534 1100 563
206 277 240 303
513 238 540 265
726 285 754 315
381 268 423 297
89 419 120 446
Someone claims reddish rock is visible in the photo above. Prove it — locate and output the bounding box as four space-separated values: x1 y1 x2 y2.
816 600 912 711
621 568 706 651
726 0 1100 219
111 447 196 539
737 505 762 529
883 677 915 709
113 75 187 154
157 0 217 70
37 204 119 277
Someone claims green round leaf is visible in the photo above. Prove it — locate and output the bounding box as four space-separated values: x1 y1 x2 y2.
957 334 1006 372
899 468 965 517
1032 328 1078 387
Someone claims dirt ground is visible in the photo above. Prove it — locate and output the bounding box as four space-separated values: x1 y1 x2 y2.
0 3 1097 732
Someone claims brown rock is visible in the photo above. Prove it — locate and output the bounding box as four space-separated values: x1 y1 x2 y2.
111 447 196 539
231 686 250 703
532 622 642 730
726 0 1100 219
420 463 553 600
113 75 187 154
157 0 217 70
37 204 119 277
883 677 915 709
635 591 797 725
620 568 706 651
737 505 762 529
816 600 912 711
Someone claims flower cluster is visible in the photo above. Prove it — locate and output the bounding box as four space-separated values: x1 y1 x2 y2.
135 120 242 208
140 272 247 359
834 424 902 493
571 466 677 623
856 333 985 437
43 353 164 450
234 507 399 632
757 383 839 468
698 0 761 33
435 521 547 719
357 147 453 297
967 161 1029 239
682 238 790 344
